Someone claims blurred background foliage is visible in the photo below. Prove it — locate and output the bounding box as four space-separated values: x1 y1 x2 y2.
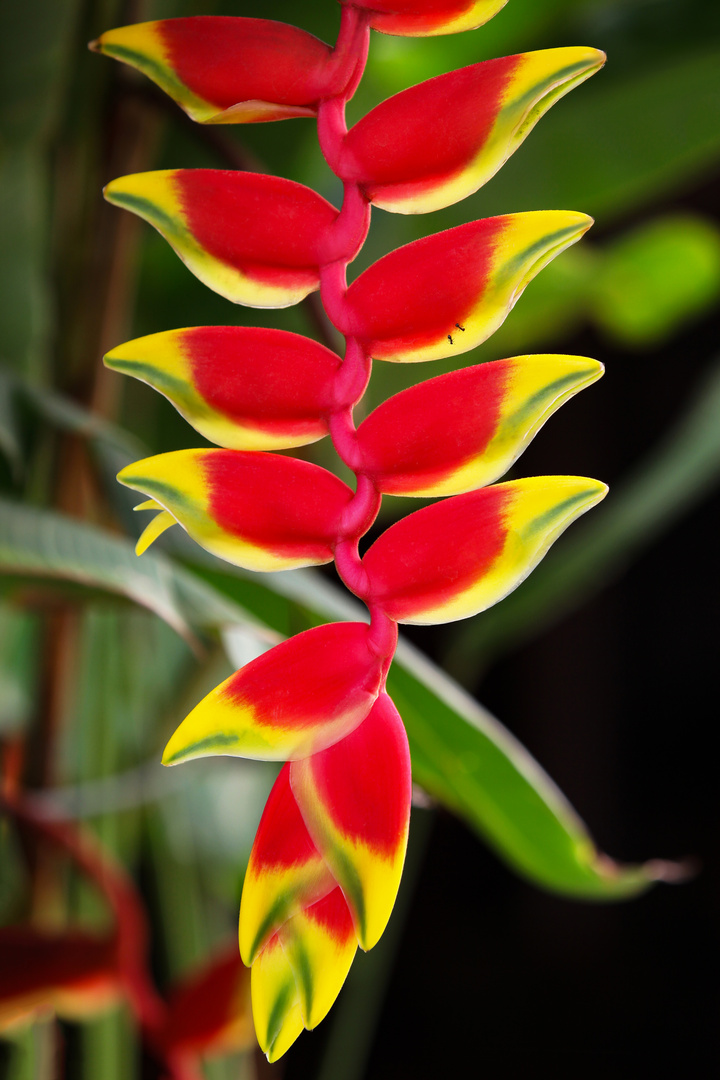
1 0 719 1076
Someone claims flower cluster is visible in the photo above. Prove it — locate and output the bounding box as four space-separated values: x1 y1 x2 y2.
95 0 606 1059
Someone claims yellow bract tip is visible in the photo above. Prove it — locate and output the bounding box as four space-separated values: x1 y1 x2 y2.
135 510 175 555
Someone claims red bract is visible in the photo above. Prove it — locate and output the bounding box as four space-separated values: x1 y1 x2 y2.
341 212 592 362
99 0 607 1059
362 476 608 623
337 49 605 213
355 355 604 495
344 0 509 37
93 18 336 123
104 170 347 307
163 622 387 762
119 449 357 570
105 327 345 450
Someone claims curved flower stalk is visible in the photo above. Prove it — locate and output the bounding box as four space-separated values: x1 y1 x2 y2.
0 794 253 1078
96 0 607 1060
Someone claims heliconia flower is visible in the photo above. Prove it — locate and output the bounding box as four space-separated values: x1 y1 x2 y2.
289 692 412 950
104 327 344 451
163 622 384 764
91 18 339 124
342 211 592 362
104 170 340 308
160 947 253 1058
343 0 509 37
355 355 604 497
363 476 608 623
117 449 354 570
336 49 605 214
0 927 122 1031
96 0 614 1062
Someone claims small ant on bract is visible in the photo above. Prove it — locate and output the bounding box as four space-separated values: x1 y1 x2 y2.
448 334 453 344
455 323 465 331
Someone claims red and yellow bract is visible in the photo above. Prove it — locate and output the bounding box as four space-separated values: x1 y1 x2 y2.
344 0 509 37
341 212 593 362
105 327 344 450
92 18 338 124
104 170 345 307
119 449 355 570
98 0 607 1060
355 355 604 496
163 622 386 762
337 48 605 213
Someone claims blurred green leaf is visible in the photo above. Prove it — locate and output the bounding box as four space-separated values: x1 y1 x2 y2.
0 499 263 644
4 1020 56 1080
591 215 720 346
446 354 720 675
0 367 145 480
17 375 142 458
0 0 83 144
64 609 144 1080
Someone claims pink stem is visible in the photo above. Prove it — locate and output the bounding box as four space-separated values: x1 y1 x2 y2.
317 15 400 673
324 5 372 107
321 182 371 265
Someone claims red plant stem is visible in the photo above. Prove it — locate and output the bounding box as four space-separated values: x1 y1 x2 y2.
317 7 398 685
326 3 371 103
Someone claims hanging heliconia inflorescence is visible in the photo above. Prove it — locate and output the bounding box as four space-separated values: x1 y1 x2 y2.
94 0 607 1060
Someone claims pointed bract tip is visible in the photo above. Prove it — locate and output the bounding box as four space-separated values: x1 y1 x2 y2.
161 742 179 767
567 211 594 236
87 38 101 53
102 345 122 370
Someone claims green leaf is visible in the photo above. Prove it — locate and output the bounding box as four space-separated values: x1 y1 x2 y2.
178 554 673 899
446 354 720 675
0 499 263 645
18 374 143 457
590 214 720 346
